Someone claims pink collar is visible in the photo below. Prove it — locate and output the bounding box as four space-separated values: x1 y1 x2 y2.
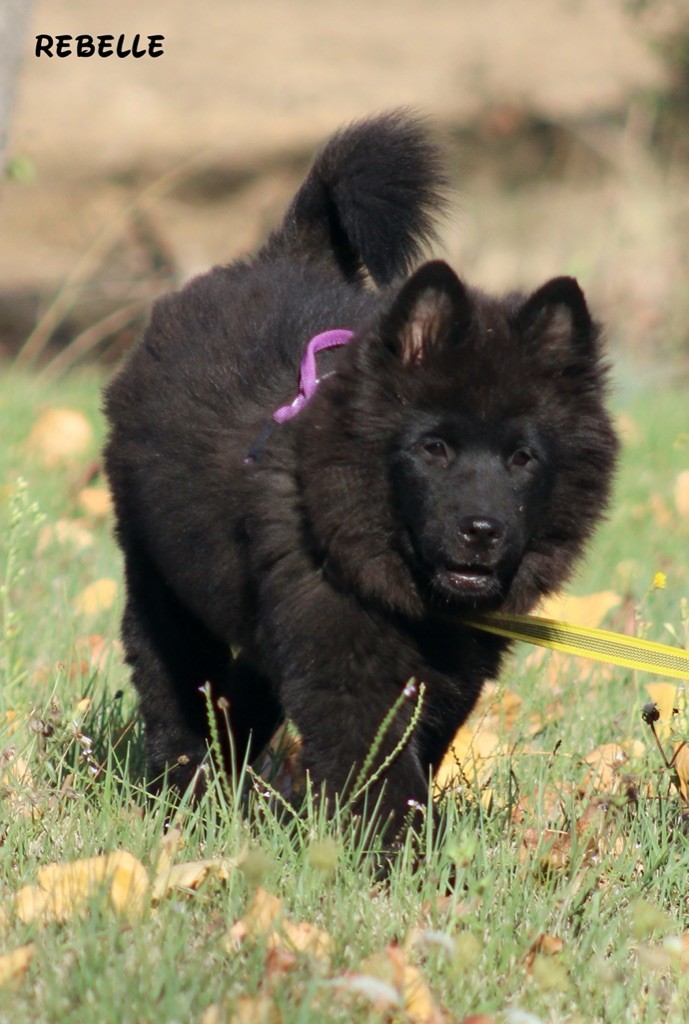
272 329 354 422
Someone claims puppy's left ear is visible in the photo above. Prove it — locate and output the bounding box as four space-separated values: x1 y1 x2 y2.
381 260 472 367
518 276 598 362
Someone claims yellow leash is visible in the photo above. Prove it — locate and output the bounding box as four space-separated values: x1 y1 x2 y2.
464 612 689 681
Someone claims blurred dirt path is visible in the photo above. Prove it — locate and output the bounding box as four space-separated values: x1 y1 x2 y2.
13 0 660 175
0 0 667 356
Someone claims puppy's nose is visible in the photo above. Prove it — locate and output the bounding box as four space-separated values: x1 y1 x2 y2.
458 516 505 546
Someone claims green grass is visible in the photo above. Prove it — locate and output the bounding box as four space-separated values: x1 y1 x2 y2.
0 365 688 1023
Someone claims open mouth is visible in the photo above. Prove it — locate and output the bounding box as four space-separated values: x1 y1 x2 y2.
433 564 501 600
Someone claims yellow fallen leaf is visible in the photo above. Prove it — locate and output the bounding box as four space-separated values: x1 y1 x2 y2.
77 486 113 519
230 995 282 1024
239 887 283 940
0 944 35 988
537 590 621 629
645 683 687 742
27 408 93 466
403 961 446 1023
276 920 332 962
245 887 283 937
524 933 565 969
10 851 151 923
227 887 331 968
581 741 645 794
106 853 150 917
649 494 675 529
74 578 117 615
3 710 20 736
151 826 184 899
200 1005 224 1024
646 682 679 721
74 635 117 672
151 857 236 902
675 470 689 520
363 945 445 1024
1 753 33 789
520 828 571 873
11 884 48 925
616 413 640 445
434 725 501 795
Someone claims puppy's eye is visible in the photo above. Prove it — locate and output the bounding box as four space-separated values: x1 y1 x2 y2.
510 447 536 469
422 439 450 461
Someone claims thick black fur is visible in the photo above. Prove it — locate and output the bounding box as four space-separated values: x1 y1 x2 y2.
104 111 619 837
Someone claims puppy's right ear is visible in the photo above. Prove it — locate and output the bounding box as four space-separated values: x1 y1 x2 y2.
380 260 472 367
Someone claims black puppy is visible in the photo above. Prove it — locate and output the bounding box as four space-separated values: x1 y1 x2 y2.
104 111 618 836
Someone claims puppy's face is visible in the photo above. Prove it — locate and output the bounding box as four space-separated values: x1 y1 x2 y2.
362 260 616 613
389 412 554 608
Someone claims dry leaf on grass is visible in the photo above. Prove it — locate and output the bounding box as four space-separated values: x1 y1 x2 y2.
0 752 40 820
0 944 35 988
537 590 621 628
0 752 33 788
434 725 502 797
74 578 117 615
520 828 571 873
27 408 93 466
3 710 21 736
276 920 332 960
231 995 283 1024
150 825 238 901
616 413 641 445
580 740 645 795
645 682 687 743
201 996 283 1024
648 493 675 529
226 887 331 965
226 889 277 948
353 945 447 1023
200 1005 225 1024
511 783 571 827
434 683 538 803
525 935 570 995
674 470 689 520
4 851 149 925
524 933 565 970
151 857 237 902
74 635 118 673
77 486 113 519
646 682 682 722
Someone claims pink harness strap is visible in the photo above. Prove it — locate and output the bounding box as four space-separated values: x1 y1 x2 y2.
243 328 355 465
272 329 354 423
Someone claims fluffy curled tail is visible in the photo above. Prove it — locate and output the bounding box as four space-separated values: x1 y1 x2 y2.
263 110 448 287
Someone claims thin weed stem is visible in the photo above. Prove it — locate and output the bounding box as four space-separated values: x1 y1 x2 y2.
349 681 426 806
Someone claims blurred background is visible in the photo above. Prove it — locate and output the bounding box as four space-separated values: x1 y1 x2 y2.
1 0 689 378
